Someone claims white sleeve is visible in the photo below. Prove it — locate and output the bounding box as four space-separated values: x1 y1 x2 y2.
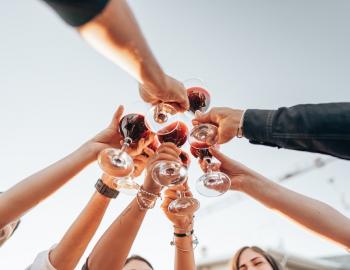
26 246 57 270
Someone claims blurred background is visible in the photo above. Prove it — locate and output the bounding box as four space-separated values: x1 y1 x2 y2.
0 0 349 269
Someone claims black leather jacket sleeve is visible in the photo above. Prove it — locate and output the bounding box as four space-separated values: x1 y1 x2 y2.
243 103 350 160
42 0 109 27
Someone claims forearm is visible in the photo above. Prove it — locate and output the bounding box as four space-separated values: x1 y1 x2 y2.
50 191 112 270
242 174 350 249
243 103 350 160
173 230 196 270
88 198 147 270
78 0 165 88
0 144 95 228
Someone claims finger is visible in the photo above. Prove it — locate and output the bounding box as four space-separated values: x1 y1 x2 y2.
157 143 181 155
133 155 148 164
157 146 181 158
192 110 211 125
143 147 155 158
209 147 228 162
109 105 124 129
161 197 173 210
153 153 181 163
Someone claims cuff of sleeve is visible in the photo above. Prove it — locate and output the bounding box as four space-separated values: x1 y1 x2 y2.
243 109 276 143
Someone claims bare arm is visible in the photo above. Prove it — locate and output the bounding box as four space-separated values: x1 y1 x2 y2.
0 145 94 229
49 174 115 270
78 0 188 110
243 173 350 249
88 143 181 270
210 148 350 250
162 187 196 270
0 106 124 229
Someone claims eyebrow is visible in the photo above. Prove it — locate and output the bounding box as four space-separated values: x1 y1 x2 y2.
239 257 262 268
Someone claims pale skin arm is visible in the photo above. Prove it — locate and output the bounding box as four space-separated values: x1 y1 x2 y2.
88 143 181 270
49 174 115 270
0 106 125 229
209 148 350 249
78 0 189 110
161 187 196 270
48 139 153 270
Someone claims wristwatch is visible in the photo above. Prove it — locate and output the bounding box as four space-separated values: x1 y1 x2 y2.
95 179 119 199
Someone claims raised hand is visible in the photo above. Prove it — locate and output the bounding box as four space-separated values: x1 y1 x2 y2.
192 107 244 144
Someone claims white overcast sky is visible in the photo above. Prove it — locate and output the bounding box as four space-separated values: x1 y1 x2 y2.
0 0 349 269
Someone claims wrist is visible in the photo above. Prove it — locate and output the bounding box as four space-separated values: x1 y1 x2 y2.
141 64 165 91
100 173 117 189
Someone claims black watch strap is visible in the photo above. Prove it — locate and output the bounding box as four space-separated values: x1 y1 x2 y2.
95 179 119 199
174 230 194 238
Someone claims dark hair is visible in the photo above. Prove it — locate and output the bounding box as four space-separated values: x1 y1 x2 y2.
125 255 153 269
231 246 283 270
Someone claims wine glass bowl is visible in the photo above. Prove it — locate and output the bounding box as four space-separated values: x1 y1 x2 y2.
145 103 180 135
184 78 211 114
189 123 218 149
152 160 188 187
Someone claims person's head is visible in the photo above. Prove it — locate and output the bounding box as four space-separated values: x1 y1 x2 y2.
231 246 283 270
123 255 153 270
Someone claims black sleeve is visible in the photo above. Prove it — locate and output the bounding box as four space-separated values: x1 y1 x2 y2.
42 0 110 27
243 103 350 160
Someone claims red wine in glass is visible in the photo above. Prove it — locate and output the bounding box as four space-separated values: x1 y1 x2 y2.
187 87 210 114
157 121 188 147
190 146 212 160
119 114 150 146
179 151 191 168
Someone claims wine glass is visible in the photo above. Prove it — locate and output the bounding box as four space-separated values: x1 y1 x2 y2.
145 103 180 135
168 151 200 216
152 122 189 186
189 124 231 197
145 78 210 134
184 78 211 115
98 113 151 194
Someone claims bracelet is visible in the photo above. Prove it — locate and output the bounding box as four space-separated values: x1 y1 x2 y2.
138 186 161 198
170 234 199 252
237 109 246 138
136 186 159 210
174 230 194 237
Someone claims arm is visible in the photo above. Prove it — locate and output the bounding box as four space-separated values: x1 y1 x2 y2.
210 148 350 250
0 106 124 229
88 143 181 270
48 174 116 270
161 187 196 270
193 103 350 160
42 0 189 110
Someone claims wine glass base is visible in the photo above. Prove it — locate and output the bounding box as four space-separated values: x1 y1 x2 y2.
168 197 200 216
196 171 231 197
98 148 134 177
114 177 140 196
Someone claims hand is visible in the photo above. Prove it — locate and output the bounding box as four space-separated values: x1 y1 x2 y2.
132 147 155 177
207 148 259 191
192 107 244 144
142 143 181 194
126 133 155 157
139 74 189 112
86 106 125 159
161 185 195 231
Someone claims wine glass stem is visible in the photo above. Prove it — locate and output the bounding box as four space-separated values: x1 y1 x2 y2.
115 138 132 159
203 156 213 173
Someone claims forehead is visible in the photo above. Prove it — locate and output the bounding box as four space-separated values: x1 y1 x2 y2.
123 260 152 270
239 248 265 265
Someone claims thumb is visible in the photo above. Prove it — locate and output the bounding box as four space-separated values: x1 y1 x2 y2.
109 105 124 129
192 110 211 125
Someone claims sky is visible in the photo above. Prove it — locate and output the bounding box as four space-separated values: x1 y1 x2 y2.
0 0 350 269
